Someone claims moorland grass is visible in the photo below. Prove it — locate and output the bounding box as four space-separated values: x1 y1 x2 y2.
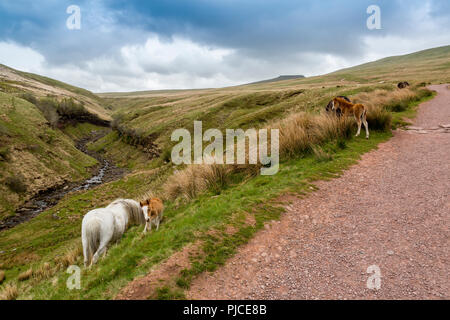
0 82 436 300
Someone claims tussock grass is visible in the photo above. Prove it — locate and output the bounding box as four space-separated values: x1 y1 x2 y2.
198 161 232 195
366 105 392 131
163 107 391 202
164 159 232 200
352 87 434 129
275 112 354 158
353 87 432 115
18 268 33 281
336 138 347 150
139 190 158 201
0 282 19 300
352 88 417 110
55 245 83 269
33 262 53 281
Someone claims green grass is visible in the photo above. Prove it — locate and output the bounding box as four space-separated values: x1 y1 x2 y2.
390 89 436 128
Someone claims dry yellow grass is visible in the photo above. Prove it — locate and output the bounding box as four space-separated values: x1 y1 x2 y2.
17 268 32 281
138 190 158 202
55 245 83 269
164 160 232 201
274 112 354 158
352 88 416 109
164 112 358 201
33 262 53 281
0 282 19 300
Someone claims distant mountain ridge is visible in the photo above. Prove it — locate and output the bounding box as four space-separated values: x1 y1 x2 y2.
248 75 305 85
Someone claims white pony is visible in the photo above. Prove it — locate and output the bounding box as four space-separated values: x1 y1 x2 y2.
81 198 145 267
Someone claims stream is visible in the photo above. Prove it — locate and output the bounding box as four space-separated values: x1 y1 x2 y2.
0 130 127 232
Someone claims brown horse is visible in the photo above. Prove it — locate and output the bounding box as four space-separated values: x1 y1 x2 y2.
140 197 164 232
326 96 351 117
331 97 369 139
397 81 410 89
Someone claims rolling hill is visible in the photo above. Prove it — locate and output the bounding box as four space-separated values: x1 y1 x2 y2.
92 45 450 165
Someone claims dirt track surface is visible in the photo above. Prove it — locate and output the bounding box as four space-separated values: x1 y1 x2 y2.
187 84 450 300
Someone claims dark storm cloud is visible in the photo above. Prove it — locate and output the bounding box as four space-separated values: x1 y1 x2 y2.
2 0 447 64
0 0 448 91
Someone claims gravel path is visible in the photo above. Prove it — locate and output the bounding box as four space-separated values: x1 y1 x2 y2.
187 84 450 300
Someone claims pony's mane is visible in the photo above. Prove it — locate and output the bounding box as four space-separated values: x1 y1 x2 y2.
334 97 354 108
108 198 145 225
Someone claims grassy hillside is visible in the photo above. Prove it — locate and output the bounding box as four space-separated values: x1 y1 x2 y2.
0 64 111 121
0 46 448 300
0 64 116 218
0 93 103 218
94 45 450 166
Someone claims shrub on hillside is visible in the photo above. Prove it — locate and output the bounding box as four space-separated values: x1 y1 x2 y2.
56 98 109 126
33 97 109 128
112 115 159 154
5 175 27 193
36 98 60 128
20 92 38 105
0 146 10 161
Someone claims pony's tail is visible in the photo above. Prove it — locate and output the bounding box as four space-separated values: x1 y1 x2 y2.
82 219 101 267
361 108 367 120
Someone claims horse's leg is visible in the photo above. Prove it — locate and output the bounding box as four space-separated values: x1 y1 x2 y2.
156 218 160 231
82 234 89 267
355 113 362 137
92 240 108 265
143 222 148 233
362 112 369 139
83 243 90 267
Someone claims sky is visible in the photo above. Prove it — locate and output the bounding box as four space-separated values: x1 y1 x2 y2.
0 0 449 92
